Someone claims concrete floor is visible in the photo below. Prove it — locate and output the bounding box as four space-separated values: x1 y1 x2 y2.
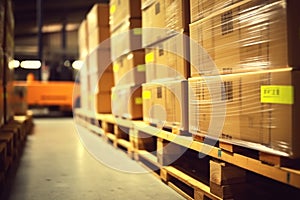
8 118 184 200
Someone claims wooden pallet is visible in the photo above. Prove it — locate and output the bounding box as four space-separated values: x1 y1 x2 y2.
75 109 300 197
161 166 221 200
192 133 300 170
146 122 189 136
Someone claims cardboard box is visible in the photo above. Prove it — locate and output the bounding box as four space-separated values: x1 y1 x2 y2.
190 0 241 23
142 82 166 126
189 68 300 158
142 0 189 47
113 51 145 86
189 0 293 76
189 6 240 76
142 0 166 47
165 0 190 33
111 84 143 119
80 59 89 91
87 4 109 34
188 75 241 138
89 72 114 94
88 48 112 74
142 80 188 131
88 26 110 53
110 19 142 60
109 0 141 32
78 20 89 59
164 80 189 131
94 91 111 113
210 160 246 185
145 35 190 82
80 89 89 110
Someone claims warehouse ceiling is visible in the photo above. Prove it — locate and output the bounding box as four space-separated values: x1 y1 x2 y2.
13 0 109 59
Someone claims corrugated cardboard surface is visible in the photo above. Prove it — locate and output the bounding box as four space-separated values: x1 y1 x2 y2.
145 35 190 82
87 4 109 34
111 19 142 60
95 91 111 114
88 48 112 74
88 26 110 53
190 0 241 23
113 51 145 86
189 68 300 158
78 20 89 59
111 84 143 119
189 0 289 76
109 0 141 32
142 80 188 131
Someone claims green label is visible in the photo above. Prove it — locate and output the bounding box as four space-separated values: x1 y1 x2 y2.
137 65 145 72
261 85 293 104
133 28 142 35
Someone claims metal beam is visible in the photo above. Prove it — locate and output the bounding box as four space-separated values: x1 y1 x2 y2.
37 0 43 80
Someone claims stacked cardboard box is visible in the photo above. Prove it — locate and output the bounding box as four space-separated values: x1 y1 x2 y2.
87 4 110 54
142 80 188 132
110 0 142 60
78 20 89 60
188 0 300 157
3 0 14 123
142 0 190 47
142 0 190 132
78 4 114 113
109 0 144 119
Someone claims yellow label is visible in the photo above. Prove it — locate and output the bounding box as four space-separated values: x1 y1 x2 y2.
135 97 143 105
113 63 120 72
137 65 146 72
145 52 154 63
111 93 116 100
261 85 293 104
110 5 116 14
133 28 142 35
142 91 151 99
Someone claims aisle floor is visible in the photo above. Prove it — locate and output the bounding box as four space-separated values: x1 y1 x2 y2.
8 118 184 200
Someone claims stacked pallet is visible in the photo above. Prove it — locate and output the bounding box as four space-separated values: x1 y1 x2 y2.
2 0 14 124
188 0 300 160
0 1 33 197
110 0 144 119
142 0 190 134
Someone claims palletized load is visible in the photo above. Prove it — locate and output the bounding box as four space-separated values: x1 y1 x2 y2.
189 0 300 76
111 84 143 119
189 68 300 158
142 79 188 134
142 0 190 47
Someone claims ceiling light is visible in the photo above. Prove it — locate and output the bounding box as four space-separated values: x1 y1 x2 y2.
20 60 41 69
9 60 20 69
72 60 83 70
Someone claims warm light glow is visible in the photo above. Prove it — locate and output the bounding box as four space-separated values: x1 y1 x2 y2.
72 60 83 70
20 60 41 69
9 60 20 69
127 53 133 60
